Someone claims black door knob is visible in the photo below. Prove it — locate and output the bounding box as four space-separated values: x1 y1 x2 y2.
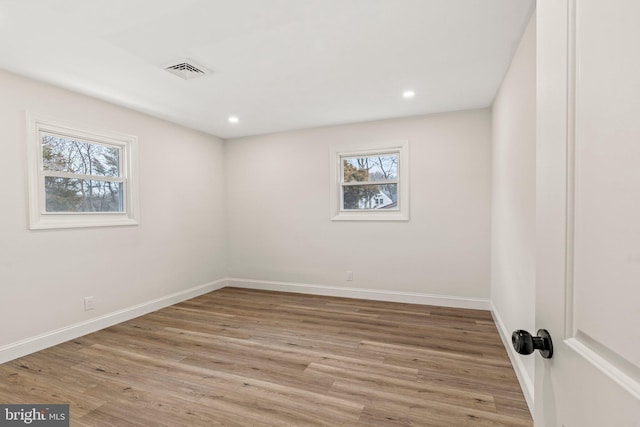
511 329 553 359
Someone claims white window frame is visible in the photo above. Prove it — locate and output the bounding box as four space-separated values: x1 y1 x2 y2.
26 112 139 230
330 140 409 221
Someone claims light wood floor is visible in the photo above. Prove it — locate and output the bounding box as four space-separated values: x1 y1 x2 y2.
0 288 532 426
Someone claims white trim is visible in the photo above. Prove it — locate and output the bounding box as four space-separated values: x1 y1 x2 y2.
227 278 491 310
490 302 535 413
0 278 227 364
329 140 409 221
25 111 140 230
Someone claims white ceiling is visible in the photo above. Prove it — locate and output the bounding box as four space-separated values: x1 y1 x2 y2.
0 0 534 139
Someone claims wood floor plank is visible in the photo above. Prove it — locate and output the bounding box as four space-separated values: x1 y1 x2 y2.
0 287 532 426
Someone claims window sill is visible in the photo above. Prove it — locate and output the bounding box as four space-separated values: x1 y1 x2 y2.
29 215 139 230
331 211 409 222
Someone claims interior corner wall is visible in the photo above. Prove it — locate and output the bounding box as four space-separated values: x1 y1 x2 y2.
0 70 227 357
490 14 536 405
225 109 492 300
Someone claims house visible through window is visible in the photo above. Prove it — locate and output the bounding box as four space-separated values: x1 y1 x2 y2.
342 153 398 210
330 141 409 221
26 113 139 229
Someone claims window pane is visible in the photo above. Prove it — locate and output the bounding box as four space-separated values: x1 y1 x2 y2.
42 134 120 177
343 154 398 182
45 177 123 212
342 184 398 210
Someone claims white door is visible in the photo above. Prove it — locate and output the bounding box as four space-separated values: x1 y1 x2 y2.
536 0 640 425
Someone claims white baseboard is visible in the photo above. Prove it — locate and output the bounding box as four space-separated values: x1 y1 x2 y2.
227 278 492 310
0 278 227 365
490 302 534 413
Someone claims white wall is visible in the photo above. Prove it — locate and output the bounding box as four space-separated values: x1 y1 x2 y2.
0 70 227 360
490 15 536 408
226 110 492 301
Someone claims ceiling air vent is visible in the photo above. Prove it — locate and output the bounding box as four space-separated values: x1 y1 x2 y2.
164 59 209 80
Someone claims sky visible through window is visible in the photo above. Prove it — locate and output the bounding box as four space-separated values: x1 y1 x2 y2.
42 134 123 212
342 154 398 210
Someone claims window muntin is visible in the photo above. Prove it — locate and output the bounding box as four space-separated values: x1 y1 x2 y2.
330 141 409 221
26 113 139 229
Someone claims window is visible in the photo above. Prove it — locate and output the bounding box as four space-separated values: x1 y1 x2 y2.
330 141 409 221
26 113 139 229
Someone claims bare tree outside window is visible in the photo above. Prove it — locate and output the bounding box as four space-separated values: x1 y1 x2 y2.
331 141 408 221
342 154 398 210
42 134 123 212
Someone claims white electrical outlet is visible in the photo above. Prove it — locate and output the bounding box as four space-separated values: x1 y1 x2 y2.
346 270 353 281
84 296 95 311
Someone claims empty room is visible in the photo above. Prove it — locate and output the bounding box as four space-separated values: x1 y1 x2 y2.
0 0 638 426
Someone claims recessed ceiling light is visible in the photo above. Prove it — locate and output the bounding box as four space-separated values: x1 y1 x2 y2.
228 116 239 124
402 90 416 99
